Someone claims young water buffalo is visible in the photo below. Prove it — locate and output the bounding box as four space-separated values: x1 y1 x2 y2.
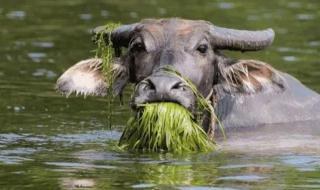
56 18 320 152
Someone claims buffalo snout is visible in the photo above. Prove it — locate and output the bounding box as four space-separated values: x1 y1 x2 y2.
131 72 196 112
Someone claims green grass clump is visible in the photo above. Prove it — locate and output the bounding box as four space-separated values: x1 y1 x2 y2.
163 66 225 139
119 102 214 153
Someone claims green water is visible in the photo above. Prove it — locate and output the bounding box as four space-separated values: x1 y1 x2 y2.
0 0 320 189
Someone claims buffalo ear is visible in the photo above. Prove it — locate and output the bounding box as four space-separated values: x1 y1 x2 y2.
219 60 285 94
56 58 129 97
56 58 107 97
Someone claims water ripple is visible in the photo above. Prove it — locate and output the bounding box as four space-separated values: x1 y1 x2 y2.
281 155 320 171
283 56 298 62
45 161 116 169
179 186 240 190
6 10 26 20
32 68 57 79
27 52 46 62
217 175 267 182
32 41 54 48
287 2 302 8
79 13 92 21
216 2 234 9
296 14 315 21
0 155 32 164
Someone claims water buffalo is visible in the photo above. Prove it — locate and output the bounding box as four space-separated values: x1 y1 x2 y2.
56 18 320 152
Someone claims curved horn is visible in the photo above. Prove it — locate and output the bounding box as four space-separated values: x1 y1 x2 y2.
209 25 275 51
93 23 138 48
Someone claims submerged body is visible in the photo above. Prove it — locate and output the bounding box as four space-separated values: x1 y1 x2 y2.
214 70 320 153
218 120 320 154
215 73 320 129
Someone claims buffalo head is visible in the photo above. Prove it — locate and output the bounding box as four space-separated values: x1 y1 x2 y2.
56 18 276 131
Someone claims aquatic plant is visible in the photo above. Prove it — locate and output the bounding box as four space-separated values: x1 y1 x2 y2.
94 23 121 127
119 102 215 153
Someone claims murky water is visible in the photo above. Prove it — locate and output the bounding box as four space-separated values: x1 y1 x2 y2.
1 0 320 189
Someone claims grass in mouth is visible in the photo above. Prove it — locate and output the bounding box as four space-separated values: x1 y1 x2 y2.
163 66 224 138
119 102 215 153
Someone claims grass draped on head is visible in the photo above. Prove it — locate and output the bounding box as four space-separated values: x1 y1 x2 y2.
94 23 121 128
119 103 215 153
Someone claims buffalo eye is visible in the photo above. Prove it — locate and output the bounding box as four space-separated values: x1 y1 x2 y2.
130 39 145 53
196 44 208 54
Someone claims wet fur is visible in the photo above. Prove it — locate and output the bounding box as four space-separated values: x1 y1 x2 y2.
218 59 285 94
56 58 128 97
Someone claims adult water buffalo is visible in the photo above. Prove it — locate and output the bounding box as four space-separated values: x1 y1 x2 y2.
56 18 320 152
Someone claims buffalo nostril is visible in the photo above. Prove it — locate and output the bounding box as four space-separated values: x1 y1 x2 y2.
171 82 187 91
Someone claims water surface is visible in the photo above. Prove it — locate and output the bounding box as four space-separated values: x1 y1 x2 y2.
0 0 320 189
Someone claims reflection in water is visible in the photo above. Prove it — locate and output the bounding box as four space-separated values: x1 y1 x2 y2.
0 0 320 189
